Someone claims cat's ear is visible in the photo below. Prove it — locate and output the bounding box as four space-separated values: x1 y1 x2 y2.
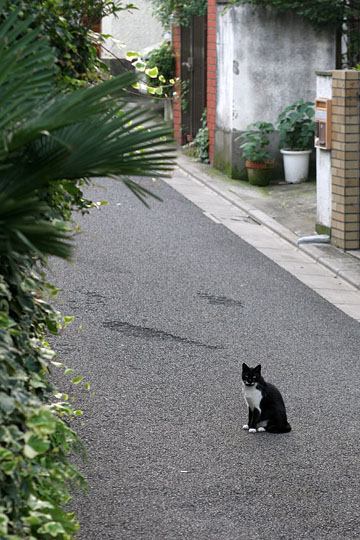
242 362 249 370
254 364 261 373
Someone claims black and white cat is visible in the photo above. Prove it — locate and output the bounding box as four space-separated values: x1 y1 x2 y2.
242 363 291 434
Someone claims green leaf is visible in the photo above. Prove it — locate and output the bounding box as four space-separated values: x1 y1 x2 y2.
27 410 57 435
24 435 50 458
23 513 43 527
63 315 74 327
46 318 59 334
126 51 140 59
51 361 63 368
71 375 84 385
145 66 159 78
28 497 54 511
0 448 13 461
0 313 14 329
0 511 9 535
134 61 145 72
38 522 66 536
96 200 108 206
0 393 15 414
2 460 16 475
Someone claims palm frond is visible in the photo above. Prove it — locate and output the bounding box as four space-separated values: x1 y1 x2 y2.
0 10 55 135
122 177 163 208
0 194 72 260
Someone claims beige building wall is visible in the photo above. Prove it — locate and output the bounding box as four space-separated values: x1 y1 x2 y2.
102 0 164 59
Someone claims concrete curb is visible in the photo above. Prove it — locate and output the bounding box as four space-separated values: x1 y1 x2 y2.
177 154 360 291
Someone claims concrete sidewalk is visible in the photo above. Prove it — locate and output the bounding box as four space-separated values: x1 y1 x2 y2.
178 154 360 290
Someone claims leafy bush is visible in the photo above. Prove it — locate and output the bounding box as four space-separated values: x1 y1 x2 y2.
146 42 175 83
1 0 132 87
193 110 209 162
232 0 360 67
0 4 174 538
0 271 84 539
149 0 207 28
126 45 176 99
145 42 176 97
277 100 315 151
238 122 274 163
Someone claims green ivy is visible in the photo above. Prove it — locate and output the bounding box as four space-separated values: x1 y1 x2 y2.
232 0 360 66
1 0 133 86
127 43 176 98
0 264 86 539
150 0 207 28
145 42 176 97
232 0 347 27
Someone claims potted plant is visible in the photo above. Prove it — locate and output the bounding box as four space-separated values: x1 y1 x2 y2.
238 122 275 186
277 100 315 184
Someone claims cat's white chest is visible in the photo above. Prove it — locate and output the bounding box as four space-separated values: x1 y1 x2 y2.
243 384 262 411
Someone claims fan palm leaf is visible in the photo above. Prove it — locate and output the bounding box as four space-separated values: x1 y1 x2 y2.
0 194 72 259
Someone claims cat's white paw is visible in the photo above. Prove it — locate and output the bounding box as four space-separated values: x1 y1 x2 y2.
257 427 266 432
248 428 256 433
242 424 249 430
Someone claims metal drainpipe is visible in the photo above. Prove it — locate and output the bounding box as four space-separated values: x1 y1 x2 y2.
296 235 330 246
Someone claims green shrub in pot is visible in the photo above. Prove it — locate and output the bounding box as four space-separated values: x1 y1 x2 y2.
277 100 315 183
277 100 315 150
238 121 275 186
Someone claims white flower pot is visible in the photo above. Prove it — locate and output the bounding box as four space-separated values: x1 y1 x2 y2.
280 149 312 184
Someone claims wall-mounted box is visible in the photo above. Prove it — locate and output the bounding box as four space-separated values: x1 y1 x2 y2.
315 98 332 150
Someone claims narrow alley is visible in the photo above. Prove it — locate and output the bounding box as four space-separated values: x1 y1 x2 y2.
53 173 360 540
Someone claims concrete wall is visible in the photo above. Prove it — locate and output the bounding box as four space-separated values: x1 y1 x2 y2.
215 3 336 178
102 1 164 63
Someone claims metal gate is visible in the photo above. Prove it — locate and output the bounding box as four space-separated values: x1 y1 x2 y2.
180 15 207 142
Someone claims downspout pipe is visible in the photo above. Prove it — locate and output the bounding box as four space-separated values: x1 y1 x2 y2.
296 234 330 246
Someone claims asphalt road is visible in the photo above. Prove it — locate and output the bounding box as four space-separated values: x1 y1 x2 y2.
52 176 360 540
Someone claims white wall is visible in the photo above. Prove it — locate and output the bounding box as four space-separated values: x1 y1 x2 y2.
102 0 164 59
217 5 336 130
316 73 332 230
215 3 336 177
216 10 233 131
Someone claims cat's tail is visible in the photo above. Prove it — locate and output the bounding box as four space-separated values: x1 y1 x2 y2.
267 422 291 434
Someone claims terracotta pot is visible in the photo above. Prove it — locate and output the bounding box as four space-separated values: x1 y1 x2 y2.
245 160 274 186
245 160 274 170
